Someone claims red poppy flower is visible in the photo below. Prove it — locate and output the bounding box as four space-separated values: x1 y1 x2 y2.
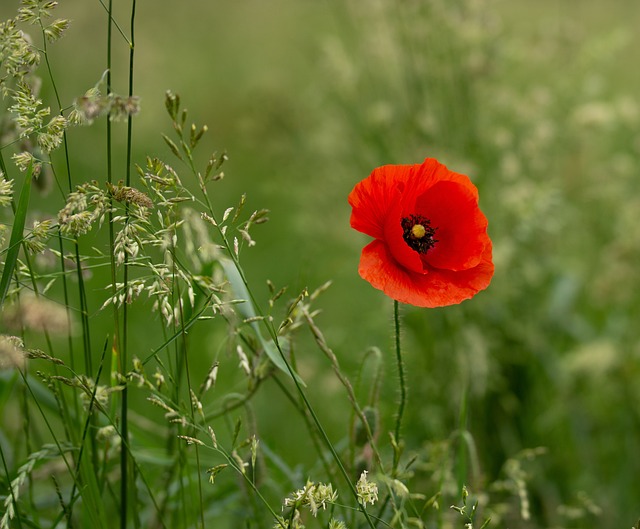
348 158 494 307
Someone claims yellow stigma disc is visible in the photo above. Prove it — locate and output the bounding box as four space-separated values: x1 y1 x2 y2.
411 224 427 239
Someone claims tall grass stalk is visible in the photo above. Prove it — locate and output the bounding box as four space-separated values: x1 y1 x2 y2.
119 0 137 525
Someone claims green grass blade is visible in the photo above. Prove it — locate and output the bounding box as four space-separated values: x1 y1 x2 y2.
220 257 305 386
0 163 33 308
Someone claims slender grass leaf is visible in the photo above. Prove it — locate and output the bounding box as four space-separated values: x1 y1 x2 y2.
78 449 109 528
219 258 305 386
0 163 33 308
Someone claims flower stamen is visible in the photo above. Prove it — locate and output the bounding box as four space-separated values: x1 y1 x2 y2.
401 214 437 254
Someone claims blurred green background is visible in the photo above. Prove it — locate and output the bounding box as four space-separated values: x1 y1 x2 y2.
2 0 640 526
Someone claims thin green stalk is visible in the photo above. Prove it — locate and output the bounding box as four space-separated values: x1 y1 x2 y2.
174 253 206 529
0 147 7 175
105 0 121 366
282 386 377 526
104 0 120 340
119 0 138 522
57 229 80 413
169 269 189 529
215 443 286 525
125 3 136 188
97 0 129 42
175 413 288 526
71 227 93 377
392 299 405 472
68 338 109 507
119 164 132 524
270 371 338 488
37 17 63 109
101 0 129 518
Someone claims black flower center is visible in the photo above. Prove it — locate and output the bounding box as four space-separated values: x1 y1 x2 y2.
401 214 437 254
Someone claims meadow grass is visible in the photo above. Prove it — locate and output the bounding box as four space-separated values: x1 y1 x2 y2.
0 1 639 528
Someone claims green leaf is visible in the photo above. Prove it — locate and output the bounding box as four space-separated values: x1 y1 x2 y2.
78 448 109 529
219 258 305 386
0 163 33 308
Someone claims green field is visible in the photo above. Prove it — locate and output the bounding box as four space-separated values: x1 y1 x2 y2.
1 1 639 527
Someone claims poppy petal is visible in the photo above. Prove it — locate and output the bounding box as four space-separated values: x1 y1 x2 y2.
400 158 479 208
414 242 494 305
359 240 493 308
348 163 417 239
415 180 489 271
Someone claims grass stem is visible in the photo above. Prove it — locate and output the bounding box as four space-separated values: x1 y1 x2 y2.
120 1 138 527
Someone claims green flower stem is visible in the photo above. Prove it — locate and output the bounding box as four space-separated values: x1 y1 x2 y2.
393 299 406 472
370 299 406 526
